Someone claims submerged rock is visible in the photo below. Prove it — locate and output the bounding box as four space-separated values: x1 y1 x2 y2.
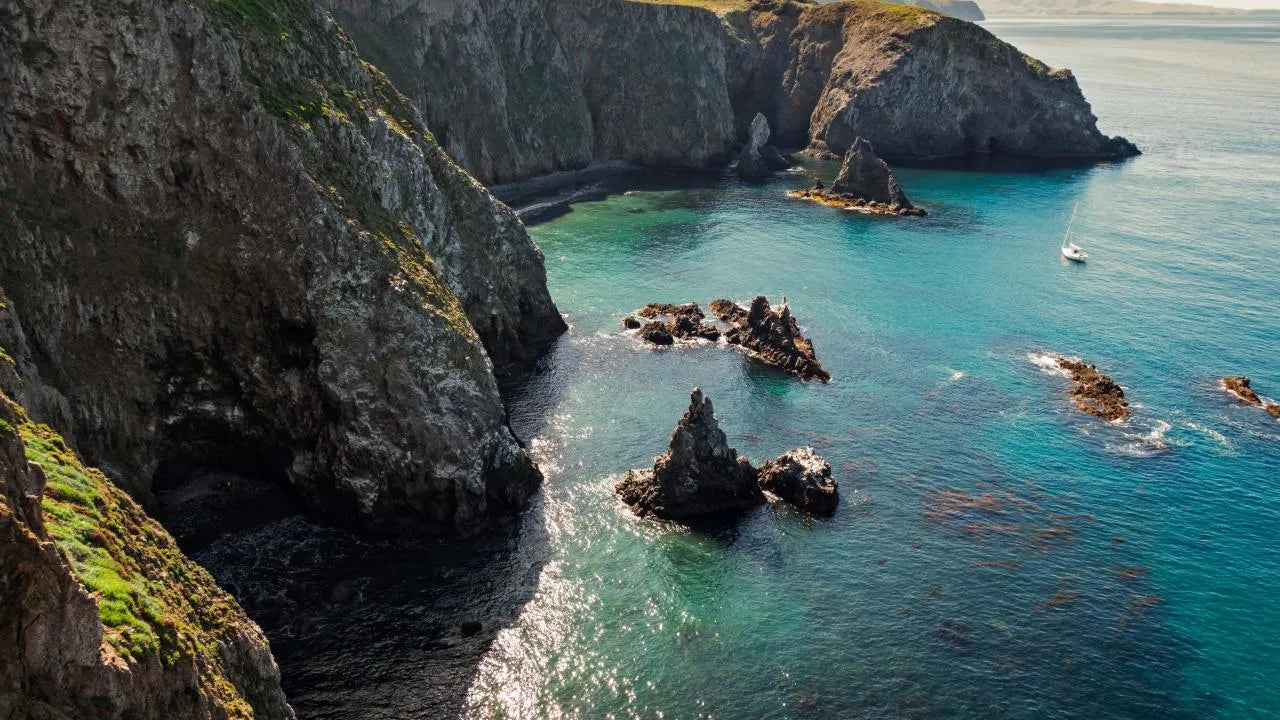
631 303 721 344
710 296 830 381
788 137 924 216
1056 358 1130 421
616 389 763 519
1222 376 1280 418
758 447 839 516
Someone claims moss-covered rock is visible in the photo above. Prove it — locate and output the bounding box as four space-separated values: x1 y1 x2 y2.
0 380 292 718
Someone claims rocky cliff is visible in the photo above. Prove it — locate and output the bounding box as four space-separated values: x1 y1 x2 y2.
0 0 564 537
323 0 1135 185
0 314 292 718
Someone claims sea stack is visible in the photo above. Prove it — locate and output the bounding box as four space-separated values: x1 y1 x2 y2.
736 113 793 180
758 447 840 516
709 296 831 381
788 138 924 216
616 389 764 519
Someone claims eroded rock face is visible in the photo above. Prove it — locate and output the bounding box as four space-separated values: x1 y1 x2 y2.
0 378 292 719
789 136 924 216
616 389 763 519
1222 377 1280 418
762 2 1140 161
1056 358 1130 421
758 447 840 516
710 297 831 381
0 0 562 536
324 0 1136 185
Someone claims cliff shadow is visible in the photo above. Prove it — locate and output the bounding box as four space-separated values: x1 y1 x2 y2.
181 502 548 720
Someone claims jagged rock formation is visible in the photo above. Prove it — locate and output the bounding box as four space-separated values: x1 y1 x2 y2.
0 0 564 537
1056 357 1130 421
832 138 915 207
630 303 721 344
1222 377 1280 418
0 335 292 718
710 297 831 381
616 389 763 519
758 447 840 516
736 113 792 179
789 136 924 215
321 0 1137 186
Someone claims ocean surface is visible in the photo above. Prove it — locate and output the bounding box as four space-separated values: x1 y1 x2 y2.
197 15 1280 720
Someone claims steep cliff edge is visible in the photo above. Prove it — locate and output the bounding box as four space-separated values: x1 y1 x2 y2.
324 0 1135 185
746 1 1137 159
0 0 564 536
1 322 291 718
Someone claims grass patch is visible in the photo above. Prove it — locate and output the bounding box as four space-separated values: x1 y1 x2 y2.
4 400 245 688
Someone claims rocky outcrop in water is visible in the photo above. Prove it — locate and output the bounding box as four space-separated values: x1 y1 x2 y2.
736 113 793 180
1222 377 1280 418
710 297 831 382
0 348 292 718
323 0 1138 186
616 389 763 519
1056 358 1130 421
789 137 924 216
631 303 721 344
0 0 563 537
758 447 840 516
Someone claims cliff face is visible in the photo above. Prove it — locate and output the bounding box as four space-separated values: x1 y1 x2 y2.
324 0 739 185
324 0 1135 185
0 0 564 536
0 314 291 718
764 2 1135 158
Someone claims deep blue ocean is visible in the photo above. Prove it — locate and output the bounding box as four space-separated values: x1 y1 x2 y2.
459 15 1280 720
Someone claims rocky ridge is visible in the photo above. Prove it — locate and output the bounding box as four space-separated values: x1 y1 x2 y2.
322 0 1139 186
1 0 565 537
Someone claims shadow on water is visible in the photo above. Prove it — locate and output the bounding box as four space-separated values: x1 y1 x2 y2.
158 475 550 719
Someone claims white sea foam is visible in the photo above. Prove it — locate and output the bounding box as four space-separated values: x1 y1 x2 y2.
1186 422 1235 449
1027 351 1071 376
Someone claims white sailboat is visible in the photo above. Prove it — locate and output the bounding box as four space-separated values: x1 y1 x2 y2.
1061 202 1088 262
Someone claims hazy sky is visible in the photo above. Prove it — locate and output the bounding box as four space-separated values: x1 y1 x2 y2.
1149 0 1280 7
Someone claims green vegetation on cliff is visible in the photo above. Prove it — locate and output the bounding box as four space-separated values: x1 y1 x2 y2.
0 390 259 715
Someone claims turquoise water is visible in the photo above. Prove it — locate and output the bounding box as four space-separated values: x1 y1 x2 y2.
462 16 1280 720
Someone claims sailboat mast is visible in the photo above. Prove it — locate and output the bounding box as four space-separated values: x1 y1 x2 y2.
1063 202 1079 248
